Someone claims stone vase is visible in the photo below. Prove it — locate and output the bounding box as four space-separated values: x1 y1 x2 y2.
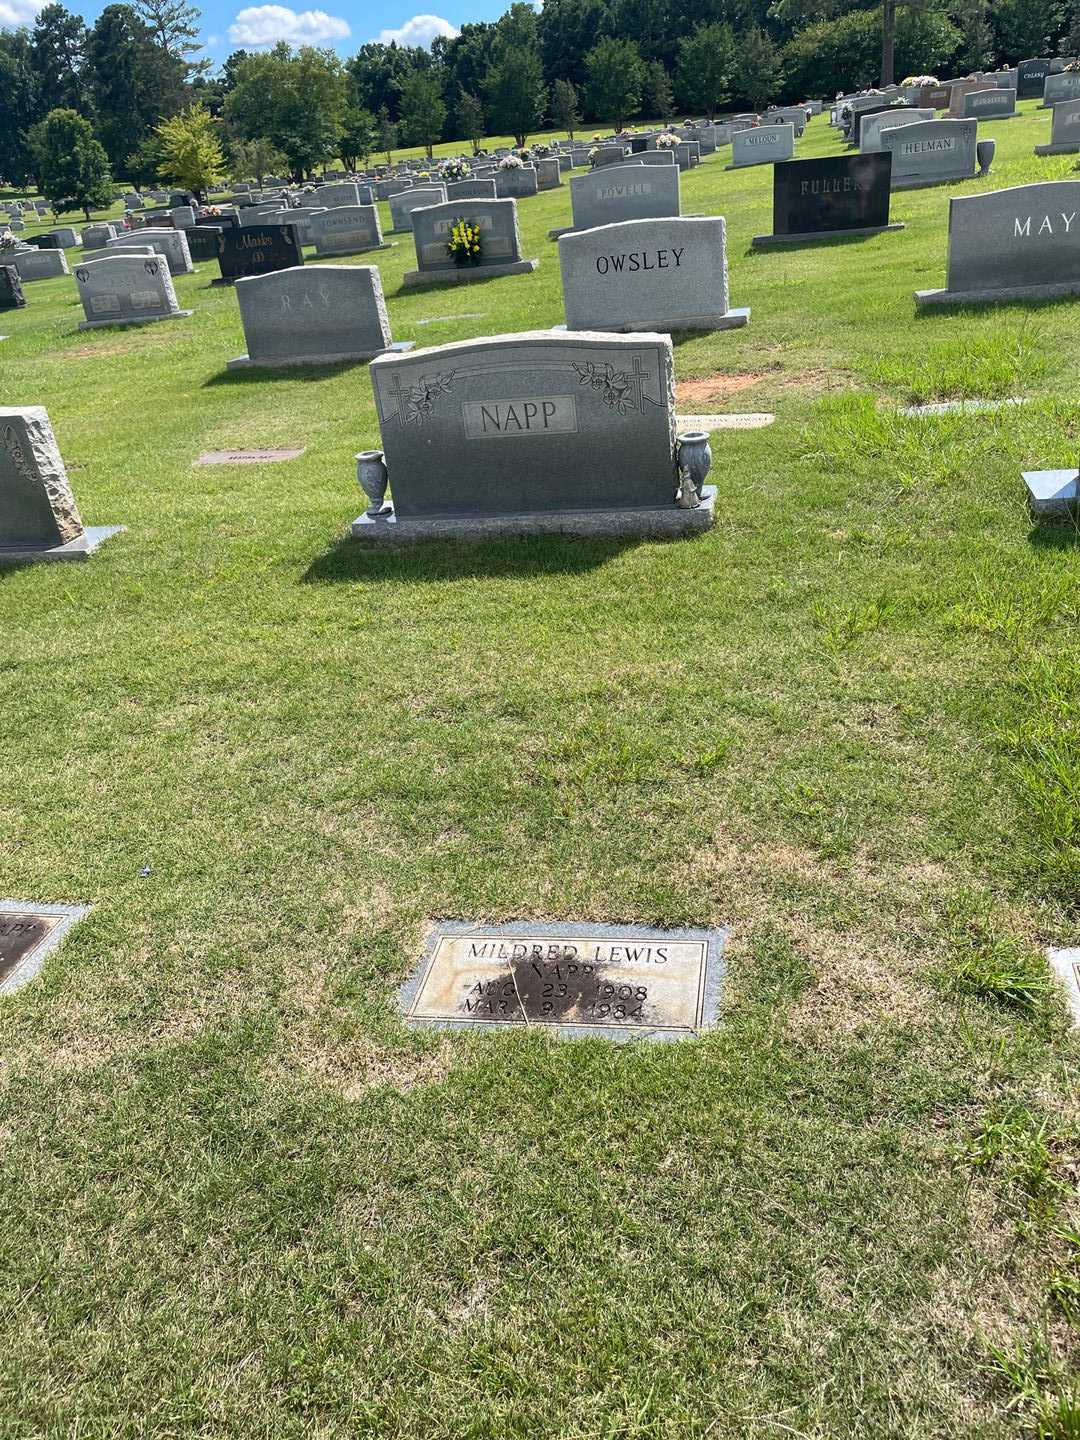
356 449 389 516
977 138 996 175
677 432 712 498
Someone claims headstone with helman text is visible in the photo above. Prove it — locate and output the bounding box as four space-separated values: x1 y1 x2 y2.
879 117 980 188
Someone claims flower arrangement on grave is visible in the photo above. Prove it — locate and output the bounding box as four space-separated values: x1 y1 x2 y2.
446 217 482 266
655 131 680 148
1066 59 1080 72
439 157 471 182
902 75 938 86
0 230 16 251
498 153 524 170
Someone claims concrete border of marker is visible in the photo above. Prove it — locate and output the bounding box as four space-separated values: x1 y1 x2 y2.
0 900 91 996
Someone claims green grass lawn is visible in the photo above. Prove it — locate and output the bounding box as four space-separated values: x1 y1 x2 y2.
1 104 1078 1438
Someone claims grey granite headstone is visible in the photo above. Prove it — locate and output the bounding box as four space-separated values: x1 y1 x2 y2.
47 227 80 247
354 330 714 542
74 254 191 329
446 179 497 202
388 185 448 233
961 87 1017 119
593 145 629 168
309 204 389 256
726 124 795 169
860 108 933 152
879 118 978 188
81 222 116 249
312 182 364 208
559 216 749 333
762 106 806 137
80 245 155 265
10 249 69 282
404 198 538 287
916 180 1080 306
172 204 196 227
374 178 412 201
1036 98 1080 154
1042 72 1080 108
228 264 411 368
536 156 562 189
262 206 326 245
107 228 194 275
494 165 539 199
0 266 25 309
1023 467 1079 518
0 407 123 562
552 162 680 239
398 920 727 1041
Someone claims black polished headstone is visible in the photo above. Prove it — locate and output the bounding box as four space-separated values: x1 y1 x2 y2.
212 223 303 285
0 265 25 310
1017 59 1051 100
763 152 894 242
185 225 224 261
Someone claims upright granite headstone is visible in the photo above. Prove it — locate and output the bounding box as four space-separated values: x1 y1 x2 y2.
309 205 389 256
446 179 497 202
404 198 538 287
184 226 225 262
961 87 1017 119
860 108 933 151
753 152 901 246
10 249 69 282
1042 72 1080 108
374 178 412 201
388 185 448 232
1036 97 1080 154
228 264 411 368
559 216 749 333
726 124 795 169
74 254 191 329
0 266 25 309
354 331 714 542
81 223 116 249
916 179 1080 306
552 162 680 239
494 165 539 199
1017 59 1051 100
106 228 194 276
213 223 304 285
0 407 123 562
879 117 979 188
536 157 562 190
312 182 365 208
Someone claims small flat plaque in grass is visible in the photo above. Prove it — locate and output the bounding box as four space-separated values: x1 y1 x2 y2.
400 920 726 1041
0 901 90 995
195 449 305 465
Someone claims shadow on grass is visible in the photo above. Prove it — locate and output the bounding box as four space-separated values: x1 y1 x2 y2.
302 530 642 585
202 358 370 387
1028 520 1080 549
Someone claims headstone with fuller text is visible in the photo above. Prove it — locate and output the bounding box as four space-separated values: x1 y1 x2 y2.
404 198 538 287
0 407 123 562
228 264 411 368
551 162 680 239
212 223 303 285
916 179 1080 307
879 117 979 188
559 216 749 333
309 204 390 256
1036 97 1080 155
74 253 191 329
752 152 901 246
353 330 715 543
726 124 795 169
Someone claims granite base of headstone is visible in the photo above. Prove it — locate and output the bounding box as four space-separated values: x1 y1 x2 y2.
0 900 91 995
351 330 715 544
915 180 1080 307
0 406 124 564
752 152 903 247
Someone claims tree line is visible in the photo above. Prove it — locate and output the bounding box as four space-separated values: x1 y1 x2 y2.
2 0 1079 193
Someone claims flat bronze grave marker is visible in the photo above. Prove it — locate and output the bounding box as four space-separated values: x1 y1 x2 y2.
400 921 726 1041
195 448 305 465
0 901 90 994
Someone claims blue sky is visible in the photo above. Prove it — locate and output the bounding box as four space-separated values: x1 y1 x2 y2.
0 0 507 66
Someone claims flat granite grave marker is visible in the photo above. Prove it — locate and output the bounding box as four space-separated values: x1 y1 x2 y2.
1023 465 1079 518
399 920 727 1040
1047 948 1080 1026
551 162 681 239
74 254 191 329
213 223 303 285
354 330 715 542
404 198 538 286
0 266 25 309
753 152 901 246
0 900 90 995
879 117 980 189
726 124 795 169
196 448 305 465
228 265 412 368
916 179 1080 306
560 216 749 332
0 406 124 563
1036 98 1080 155
309 205 390 257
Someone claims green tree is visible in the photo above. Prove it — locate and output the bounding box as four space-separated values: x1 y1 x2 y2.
224 44 348 180
1065 0 1080 54
550 76 581 136
484 3 547 147
456 87 485 152
992 0 1064 62
31 4 88 116
538 0 612 92
132 0 209 77
0 30 39 186
734 28 783 110
399 67 447 158
954 0 994 71
584 35 643 129
154 101 224 197
87 4 153 171
783 6 957 98
31 106 112 219
675 23 734 121
226 136 285 184
377 105 397 164
339 106 376 170
642 59 673 122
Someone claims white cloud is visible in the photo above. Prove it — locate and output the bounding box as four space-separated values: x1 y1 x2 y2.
227 4 350 46
373 13 459 48
0 0 41 27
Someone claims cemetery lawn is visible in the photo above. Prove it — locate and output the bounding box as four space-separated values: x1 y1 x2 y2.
2 104 1080 1439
